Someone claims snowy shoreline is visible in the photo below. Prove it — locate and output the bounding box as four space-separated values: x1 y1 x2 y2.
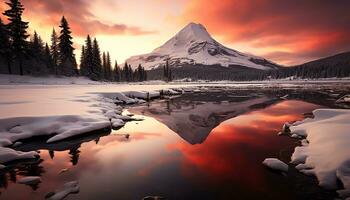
273 109 350 199
0 87 185 165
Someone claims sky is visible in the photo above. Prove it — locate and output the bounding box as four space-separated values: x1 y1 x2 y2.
0 0 349 66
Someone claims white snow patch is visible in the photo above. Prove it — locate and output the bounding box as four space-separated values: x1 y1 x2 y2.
262 158 289 172
289 109 350 196
18 176 41 185
47 181 79 200
0 115 111 145
0 147 38 163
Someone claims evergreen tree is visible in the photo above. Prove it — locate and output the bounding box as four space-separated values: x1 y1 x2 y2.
123 62 129 82
137 64 143 81
79 45 86 76
82 35 93 78
128 64 133 82
105 52 112 80
58 16 77 76
102 52 107 79
0 17 12 74
92 38 102 80
3 0 29 75
30 31 44 56
113 60 121 82
44 43 54 73
50 28 59 75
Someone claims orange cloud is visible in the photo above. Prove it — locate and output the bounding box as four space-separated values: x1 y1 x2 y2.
180 0 350 65
1 0 156 37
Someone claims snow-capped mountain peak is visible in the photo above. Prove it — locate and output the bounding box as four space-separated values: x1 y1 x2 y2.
126 22 279 70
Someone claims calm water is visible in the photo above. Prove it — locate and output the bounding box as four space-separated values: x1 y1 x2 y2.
0 89 342 200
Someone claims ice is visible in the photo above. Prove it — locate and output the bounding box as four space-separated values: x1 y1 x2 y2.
18 176 41 185
289 109 350 196
262 158 289 172
47 181 79 200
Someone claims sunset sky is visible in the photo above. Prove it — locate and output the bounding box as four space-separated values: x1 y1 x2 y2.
1 0 349 66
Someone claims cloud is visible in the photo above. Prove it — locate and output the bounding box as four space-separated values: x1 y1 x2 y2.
180 0 350 65
1 0 156 37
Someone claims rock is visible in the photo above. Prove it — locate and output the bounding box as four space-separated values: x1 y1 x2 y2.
262 158 289 172
18 176 41 185
142 196 165 200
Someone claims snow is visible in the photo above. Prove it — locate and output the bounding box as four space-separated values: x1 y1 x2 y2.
126 22 277 70
47 181 79 200
0 74 102 85
0 146 38 163
111 118 125 128
289 109 350 197
262 158 289 172
18 176 41 185
336 95 350 103
0 115 111 144
0 76 200 164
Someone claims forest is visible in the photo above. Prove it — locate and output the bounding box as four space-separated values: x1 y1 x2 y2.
0 0 146 82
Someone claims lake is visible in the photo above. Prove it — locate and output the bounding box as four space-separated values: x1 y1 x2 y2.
0 86 346 200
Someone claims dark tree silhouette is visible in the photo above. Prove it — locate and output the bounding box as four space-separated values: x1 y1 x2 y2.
50 28 59 75
3 0 29 75
92 39 102 80
58 16 77 76
0 17 12 74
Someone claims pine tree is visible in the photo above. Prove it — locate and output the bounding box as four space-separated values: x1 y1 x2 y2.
58 16 77 76
79 45 86 76
123 62 129 82
128 64 133 82
102 52 107 80
137 64 143 82
92 38 102 80
44 43 54 74
30 31 44 56
50 28 59 75
0 17 12 74
3 0 29 75
82 35 93 78
106 52 112 80
113 60 121 82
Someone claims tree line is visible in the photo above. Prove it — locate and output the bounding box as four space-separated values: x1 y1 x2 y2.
0 0 147 82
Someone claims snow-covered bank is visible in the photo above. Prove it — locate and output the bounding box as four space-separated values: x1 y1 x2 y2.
288 109 350 198
0 80 195 165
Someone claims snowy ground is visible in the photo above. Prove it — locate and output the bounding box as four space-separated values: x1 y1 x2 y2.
0 75 196 164
288 109 350 199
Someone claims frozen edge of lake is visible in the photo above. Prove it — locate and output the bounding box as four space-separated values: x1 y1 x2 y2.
0 87 185 165
289 109 350 199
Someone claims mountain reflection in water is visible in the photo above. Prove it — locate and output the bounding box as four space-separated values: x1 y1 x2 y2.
1 89 337 200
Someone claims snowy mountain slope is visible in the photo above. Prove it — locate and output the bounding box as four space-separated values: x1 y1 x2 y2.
126 23 279 70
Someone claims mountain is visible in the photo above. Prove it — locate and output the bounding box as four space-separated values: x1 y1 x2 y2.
126 23 279 71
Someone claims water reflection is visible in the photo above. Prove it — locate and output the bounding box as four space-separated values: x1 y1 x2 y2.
0 95 331 199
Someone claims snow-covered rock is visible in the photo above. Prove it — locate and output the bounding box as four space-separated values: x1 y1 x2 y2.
289 109 350 196
0 115 111 145
47 181 79 200
336 95 350 103
262 158 289 172
126 23 279 70
111 118 125 128
0 147 38 164
18 176 41 185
